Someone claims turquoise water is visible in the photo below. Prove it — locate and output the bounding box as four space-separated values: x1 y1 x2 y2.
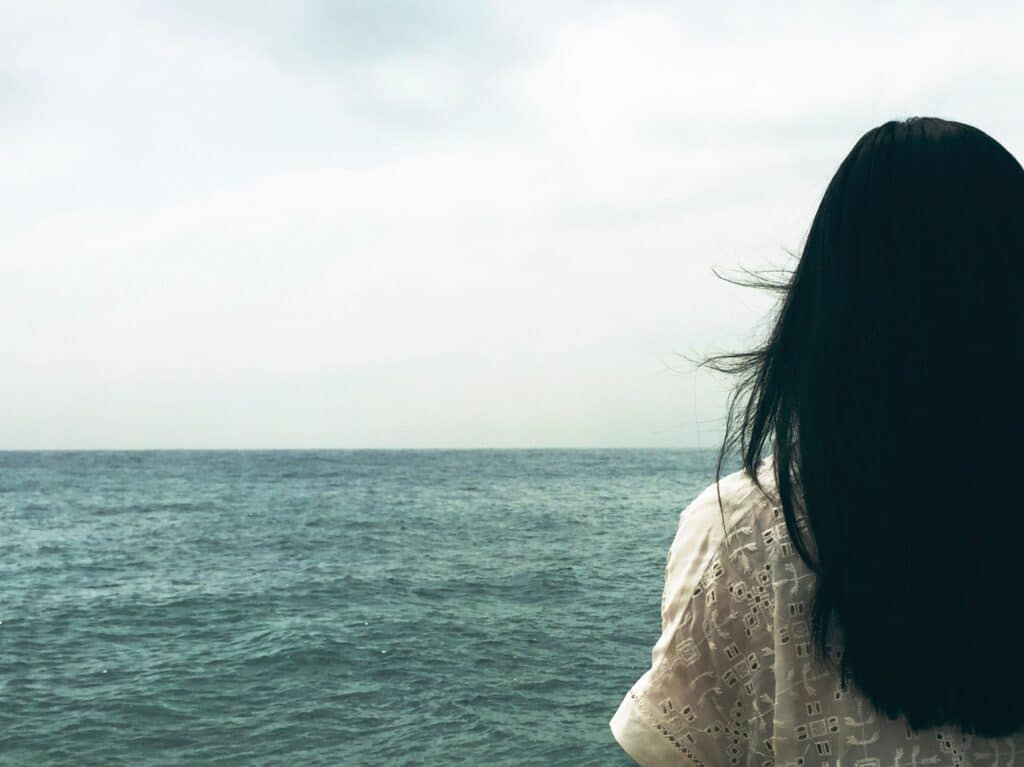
0 449 734 766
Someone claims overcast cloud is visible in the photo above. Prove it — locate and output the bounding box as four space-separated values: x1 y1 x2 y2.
1 1 1022 448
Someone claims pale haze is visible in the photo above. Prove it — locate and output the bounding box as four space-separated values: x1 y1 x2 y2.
2 1 1021 448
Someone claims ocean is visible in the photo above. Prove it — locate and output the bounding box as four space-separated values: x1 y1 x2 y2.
0 448 737 766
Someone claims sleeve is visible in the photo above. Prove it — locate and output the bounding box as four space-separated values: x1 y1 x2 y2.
609 481 774 767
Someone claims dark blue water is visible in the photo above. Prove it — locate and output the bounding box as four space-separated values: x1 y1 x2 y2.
0 449 734 766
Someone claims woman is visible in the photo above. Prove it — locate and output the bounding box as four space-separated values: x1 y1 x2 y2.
610 117 1024 766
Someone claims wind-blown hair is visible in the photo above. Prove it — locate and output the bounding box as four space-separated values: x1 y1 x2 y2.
694 116 1024 737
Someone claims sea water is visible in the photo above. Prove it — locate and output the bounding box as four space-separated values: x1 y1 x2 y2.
0 449 735 766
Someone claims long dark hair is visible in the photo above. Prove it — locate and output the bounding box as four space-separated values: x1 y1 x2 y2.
692 116 1024 737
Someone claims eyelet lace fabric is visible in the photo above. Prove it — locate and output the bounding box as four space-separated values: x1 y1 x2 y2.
610 457 1024 767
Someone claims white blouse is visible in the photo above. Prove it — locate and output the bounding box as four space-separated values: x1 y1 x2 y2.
610 456 1024 766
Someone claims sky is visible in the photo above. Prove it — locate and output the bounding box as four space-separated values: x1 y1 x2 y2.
1 1 1022 449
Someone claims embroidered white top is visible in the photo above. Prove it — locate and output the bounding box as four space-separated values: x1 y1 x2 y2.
609 455 1024 767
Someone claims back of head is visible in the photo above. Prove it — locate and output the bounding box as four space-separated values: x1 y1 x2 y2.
702 116 1024 736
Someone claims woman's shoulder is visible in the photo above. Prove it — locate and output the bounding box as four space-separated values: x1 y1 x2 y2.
688 455 781 521
677 456 793 566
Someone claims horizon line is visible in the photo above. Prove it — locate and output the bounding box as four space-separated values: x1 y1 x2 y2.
0 445 720 452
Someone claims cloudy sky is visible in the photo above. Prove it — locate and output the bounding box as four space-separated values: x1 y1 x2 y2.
1 1 1021 448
